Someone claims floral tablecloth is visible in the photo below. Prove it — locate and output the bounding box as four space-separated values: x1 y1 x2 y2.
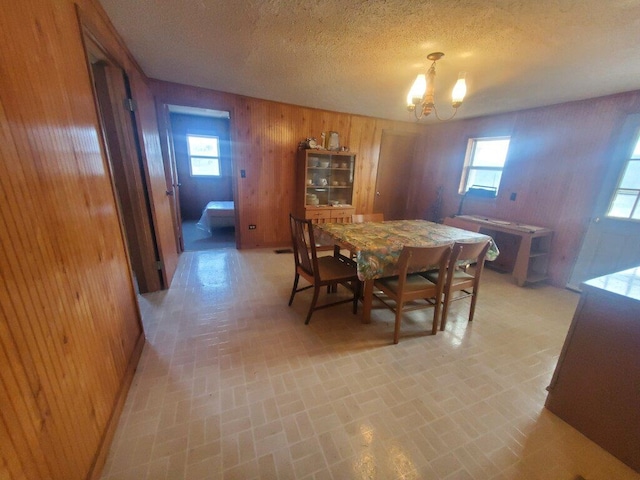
315 219 499 280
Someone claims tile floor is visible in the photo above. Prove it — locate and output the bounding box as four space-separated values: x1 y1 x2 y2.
101 249 640 480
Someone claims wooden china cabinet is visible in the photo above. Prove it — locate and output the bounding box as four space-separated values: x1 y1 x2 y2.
295 149 356 223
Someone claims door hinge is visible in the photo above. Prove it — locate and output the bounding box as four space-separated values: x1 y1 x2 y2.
124 98 136 112
155 260 163 270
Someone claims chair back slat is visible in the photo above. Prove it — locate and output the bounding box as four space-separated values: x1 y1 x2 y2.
289 214 317 276
451 239 491 265
397 244 452 278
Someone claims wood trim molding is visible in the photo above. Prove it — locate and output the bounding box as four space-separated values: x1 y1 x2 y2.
87 332 145 480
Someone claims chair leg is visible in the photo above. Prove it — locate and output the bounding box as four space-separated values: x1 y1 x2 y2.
352 280 360 314
393 302 403 344
468 290 478 322
440 292 450 331
305 284 321 325
288 273 300 306
432 294 442 335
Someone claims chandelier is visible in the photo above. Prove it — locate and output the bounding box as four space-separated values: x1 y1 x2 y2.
406 52 467 121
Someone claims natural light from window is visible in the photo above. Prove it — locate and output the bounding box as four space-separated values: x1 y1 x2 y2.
459 137 510 195
606 133 640 220
188 134 220 177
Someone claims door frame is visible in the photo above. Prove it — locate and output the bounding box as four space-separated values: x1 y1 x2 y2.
80 27 163 293
155 102 184 252
156 103 239 250
78 12 178 290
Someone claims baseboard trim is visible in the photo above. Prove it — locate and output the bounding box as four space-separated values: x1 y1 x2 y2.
86 331 146 480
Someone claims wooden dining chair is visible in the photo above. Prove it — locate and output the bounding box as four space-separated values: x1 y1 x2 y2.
373 244 452 344
288 214 361 325
423 239 491 331
351 213 384 223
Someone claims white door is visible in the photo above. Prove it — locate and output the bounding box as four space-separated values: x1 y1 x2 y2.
567 114 640 290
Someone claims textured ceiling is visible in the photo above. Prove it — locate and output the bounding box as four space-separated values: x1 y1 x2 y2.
99 0 640 122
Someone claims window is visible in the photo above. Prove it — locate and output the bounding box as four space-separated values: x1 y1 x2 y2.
606 133 640 220
459 137 510 196
187 134 220 176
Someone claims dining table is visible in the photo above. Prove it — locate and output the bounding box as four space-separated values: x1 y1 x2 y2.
314 219 499 323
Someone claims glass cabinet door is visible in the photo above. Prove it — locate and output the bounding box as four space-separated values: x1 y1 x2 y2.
305 152 355 206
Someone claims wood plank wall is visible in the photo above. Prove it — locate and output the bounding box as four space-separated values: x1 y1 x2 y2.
3 3 639 479
406 91 640 286
150 80 424 248
0 1 165 478
153 79 640 287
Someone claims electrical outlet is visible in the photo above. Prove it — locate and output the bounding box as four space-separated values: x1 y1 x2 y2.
248 224 256 230
240 169 246 178
510 192 517 201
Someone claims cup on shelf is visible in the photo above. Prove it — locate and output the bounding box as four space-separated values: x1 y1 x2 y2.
319 178 328 186
332 180 339 186
340 162 347 168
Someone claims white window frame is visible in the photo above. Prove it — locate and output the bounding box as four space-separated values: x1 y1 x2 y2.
605 130 640 221
458 136 511 196
187 134 221 177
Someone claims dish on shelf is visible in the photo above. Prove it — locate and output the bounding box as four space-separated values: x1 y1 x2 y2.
318 161 330 168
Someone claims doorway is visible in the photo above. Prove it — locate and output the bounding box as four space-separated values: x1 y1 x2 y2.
567 114 640 290
165 105 236 251
373 130 418 220
84 37 163 293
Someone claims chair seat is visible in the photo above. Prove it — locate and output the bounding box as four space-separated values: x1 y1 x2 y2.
424 269 473 283
316 256 359 281
375 273 436 294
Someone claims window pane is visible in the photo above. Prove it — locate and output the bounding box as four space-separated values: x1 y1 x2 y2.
620 160 640 189
188 135 219 157
632 135 640 159
467 168 503 192
607 190 637 218
471 139 510 167
191 157 220 176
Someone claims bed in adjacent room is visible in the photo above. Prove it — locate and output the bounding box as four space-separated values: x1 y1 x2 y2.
196 201 236 232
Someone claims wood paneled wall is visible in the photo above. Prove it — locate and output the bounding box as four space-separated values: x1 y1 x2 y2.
151 80 423 248
0 1 166 479
406 91 640 286
151 80 640 287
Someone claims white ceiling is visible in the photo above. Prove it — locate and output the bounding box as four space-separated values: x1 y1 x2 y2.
99 0 640 122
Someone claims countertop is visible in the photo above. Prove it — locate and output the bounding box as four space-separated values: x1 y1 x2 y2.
583 266 640 303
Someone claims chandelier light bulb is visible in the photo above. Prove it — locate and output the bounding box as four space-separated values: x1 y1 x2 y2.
407 74 427 107
452 72 467 108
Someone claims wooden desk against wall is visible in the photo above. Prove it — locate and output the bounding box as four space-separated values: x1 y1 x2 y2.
454 215 553 286
545 266 640 473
